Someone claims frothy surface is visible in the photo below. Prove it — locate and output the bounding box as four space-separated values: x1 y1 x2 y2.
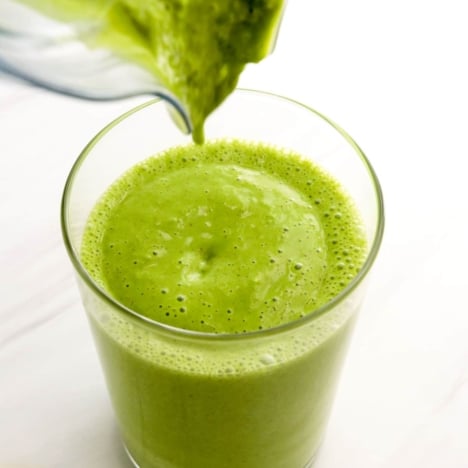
81 140 366 334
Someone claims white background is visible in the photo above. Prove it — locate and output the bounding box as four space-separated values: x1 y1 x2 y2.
1 1 468 467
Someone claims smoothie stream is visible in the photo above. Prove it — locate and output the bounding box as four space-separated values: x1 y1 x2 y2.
17 0 286 142
80 140 367 467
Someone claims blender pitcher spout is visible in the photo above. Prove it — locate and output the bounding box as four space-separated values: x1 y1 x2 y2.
266 0 288 56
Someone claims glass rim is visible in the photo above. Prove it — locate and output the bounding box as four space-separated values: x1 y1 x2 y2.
61 88 384 342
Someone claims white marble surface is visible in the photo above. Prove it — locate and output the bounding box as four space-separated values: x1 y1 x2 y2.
1 1 468 467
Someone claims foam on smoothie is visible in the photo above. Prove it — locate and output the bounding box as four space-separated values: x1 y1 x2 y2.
88 294 359 377
82 140 367 338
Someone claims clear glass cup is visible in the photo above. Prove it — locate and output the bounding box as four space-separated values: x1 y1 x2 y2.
62 89 384 468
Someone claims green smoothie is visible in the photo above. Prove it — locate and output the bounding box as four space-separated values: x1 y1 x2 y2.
80 140 367 467
18 0 285 142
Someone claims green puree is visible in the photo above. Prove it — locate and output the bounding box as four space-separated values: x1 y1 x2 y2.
19 0 285 142
82 140 366 334
80 141 367 467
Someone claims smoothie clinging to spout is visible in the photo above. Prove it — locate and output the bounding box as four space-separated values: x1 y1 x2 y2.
18 0 286 142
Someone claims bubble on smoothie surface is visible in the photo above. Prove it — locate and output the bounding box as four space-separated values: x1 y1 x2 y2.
81 140 367 334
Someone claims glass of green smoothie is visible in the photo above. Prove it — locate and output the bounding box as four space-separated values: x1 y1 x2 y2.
62 89 384 468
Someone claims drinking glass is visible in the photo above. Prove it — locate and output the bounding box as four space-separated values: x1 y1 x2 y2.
62 89 384 468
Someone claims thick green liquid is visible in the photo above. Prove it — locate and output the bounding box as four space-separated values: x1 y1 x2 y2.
19 0 285 142
81 140 367 467
83 141 366 333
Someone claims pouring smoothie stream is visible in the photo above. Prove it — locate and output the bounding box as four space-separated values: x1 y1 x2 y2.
14 0 286 142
